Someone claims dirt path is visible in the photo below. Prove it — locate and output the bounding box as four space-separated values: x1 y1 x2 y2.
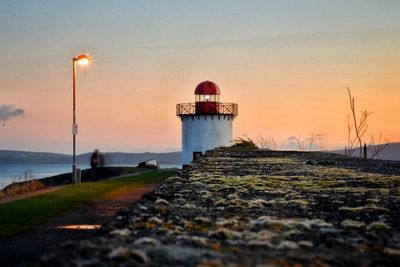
0 183 158 267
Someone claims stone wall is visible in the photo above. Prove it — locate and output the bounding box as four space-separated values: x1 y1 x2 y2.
32 148 400 266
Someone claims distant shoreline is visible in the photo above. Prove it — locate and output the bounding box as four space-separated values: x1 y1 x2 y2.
0 150 182 165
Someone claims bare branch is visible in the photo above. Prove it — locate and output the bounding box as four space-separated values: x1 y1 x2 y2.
370 131 390 159
347 87 372 157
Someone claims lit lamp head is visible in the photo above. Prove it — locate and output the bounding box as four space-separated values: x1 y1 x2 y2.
74 54 90 66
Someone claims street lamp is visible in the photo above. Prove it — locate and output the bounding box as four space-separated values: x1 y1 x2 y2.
72 54 90 185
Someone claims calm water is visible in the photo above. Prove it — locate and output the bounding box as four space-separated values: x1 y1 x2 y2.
0 163 180 189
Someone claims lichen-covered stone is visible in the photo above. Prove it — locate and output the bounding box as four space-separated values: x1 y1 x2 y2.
367 221 391 231
341 219 366 228
31 148 400 267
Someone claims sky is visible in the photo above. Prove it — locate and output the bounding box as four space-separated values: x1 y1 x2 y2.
0 0 399 154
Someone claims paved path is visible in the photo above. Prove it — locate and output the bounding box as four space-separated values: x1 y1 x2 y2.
0 182 158 267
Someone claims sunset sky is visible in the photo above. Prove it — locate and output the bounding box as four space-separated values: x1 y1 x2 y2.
0 0 399 154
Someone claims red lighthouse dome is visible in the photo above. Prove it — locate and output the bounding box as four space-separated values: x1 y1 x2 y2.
194 81 221 95
194 81 221 114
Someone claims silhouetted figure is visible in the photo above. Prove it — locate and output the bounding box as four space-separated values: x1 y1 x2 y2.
90 149 104 180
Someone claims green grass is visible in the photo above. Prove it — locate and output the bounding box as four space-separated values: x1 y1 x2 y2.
0 170 175 237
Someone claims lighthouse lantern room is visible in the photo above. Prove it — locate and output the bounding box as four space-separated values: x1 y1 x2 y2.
177 81 238 167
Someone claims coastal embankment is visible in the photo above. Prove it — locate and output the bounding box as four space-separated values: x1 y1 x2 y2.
1 166 141 197
32 148 400 266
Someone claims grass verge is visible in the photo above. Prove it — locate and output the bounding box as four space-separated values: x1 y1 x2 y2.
1 180 46 197
0 170 175 237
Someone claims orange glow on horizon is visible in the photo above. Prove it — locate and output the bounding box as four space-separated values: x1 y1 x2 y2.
1 15 399 154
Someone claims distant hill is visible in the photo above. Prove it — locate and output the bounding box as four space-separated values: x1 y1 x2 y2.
331 142 400 161
0 150 70 164
0 150 182 165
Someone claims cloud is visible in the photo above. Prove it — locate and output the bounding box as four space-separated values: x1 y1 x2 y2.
0 105 24 122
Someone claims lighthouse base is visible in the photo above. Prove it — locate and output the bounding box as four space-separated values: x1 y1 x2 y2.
181 115 233 166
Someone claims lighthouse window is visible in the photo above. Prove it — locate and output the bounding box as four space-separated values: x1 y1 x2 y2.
196 95 219 102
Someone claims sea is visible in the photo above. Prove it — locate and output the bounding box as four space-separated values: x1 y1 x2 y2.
0 163 181 189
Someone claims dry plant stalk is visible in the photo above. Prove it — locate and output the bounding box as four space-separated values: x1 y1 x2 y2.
1 170 46 197
346 115 354 156
370 131 390 159
307 133 324 151
288 133 323 151
347 87 372 157
257 135 283 150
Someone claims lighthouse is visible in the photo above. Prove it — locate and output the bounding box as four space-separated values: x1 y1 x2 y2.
176 81 238 167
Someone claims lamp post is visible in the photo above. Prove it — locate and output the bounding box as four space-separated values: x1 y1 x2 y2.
72 54 90 185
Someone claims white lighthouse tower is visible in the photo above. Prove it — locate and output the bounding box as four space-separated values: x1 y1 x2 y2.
176 81 238 167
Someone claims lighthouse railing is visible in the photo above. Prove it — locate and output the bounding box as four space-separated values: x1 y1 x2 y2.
176 103 238 116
